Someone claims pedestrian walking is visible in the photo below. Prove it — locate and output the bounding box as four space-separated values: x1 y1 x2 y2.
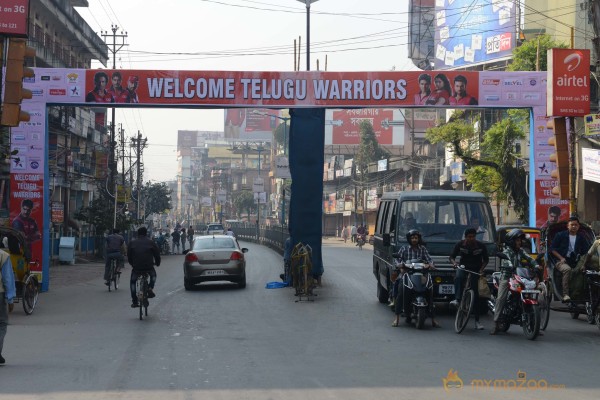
171 228 181 254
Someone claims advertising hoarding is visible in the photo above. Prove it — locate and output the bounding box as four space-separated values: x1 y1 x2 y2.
547 48 591 117
582 148 600 184
0 0 30 36
434 0 515 69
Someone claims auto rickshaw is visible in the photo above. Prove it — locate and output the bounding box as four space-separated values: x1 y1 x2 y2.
496 226 550 330
544 220 599 327
0 226 40 314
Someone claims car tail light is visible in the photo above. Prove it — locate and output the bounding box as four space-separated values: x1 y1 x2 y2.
230 252 244 261
185 252 199 263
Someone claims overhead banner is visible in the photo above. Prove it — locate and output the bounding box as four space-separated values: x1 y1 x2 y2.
547 48 591 117
82 69 480 108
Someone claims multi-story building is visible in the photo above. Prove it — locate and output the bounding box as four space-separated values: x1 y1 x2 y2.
1 2 109 248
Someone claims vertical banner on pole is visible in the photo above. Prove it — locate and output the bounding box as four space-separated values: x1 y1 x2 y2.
289 108 325 277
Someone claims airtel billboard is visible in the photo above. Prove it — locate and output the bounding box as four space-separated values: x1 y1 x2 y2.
547 48 591 117
0 0 30 36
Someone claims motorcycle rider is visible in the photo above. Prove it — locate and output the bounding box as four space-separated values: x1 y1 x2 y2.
391 229 440 328
449 228 489 330
356 224 367 246
490 228 540 335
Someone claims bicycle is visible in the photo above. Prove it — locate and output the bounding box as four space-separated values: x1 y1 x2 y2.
291 243 315 302
136 272 151 320
107 258 121 292
454 265 483 334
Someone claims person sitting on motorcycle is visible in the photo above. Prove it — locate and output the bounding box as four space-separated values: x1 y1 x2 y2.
355 225 367 246
449 228 489 330
392 229 439 328
490 228 541 335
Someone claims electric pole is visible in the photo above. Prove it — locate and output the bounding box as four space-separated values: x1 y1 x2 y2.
131 132 147 222
101 25 128 228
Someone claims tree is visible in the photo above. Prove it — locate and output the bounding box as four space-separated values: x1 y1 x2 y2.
233 191 255 220
355 120 389 176
508 34 568 72
426 111 529 221
74 185 132 234
140 181 172 217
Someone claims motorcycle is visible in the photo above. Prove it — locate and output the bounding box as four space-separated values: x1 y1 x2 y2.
356 234 366 250
488 253 542 340
393 257 434 329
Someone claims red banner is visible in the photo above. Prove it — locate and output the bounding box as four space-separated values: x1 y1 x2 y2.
9 173 44 269
547 48 591 117
534 179 569 227
0 0 30 36
85 70 479 108
331 109 394 145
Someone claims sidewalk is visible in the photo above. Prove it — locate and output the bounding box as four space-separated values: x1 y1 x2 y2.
48 256 105 288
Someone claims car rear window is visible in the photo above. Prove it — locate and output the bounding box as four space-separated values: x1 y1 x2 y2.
208 224 224 231
194 237 235 250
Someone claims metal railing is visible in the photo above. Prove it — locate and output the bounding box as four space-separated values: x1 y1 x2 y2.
228 223 288 256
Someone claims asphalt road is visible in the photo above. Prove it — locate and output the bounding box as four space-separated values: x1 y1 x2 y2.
0 239 598 400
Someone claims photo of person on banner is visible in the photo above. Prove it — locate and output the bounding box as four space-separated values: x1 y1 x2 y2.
425 73 452 106
108 71 129 103
85 71 114 103
413 73 433 105
125 75 140 103
11 199 41 254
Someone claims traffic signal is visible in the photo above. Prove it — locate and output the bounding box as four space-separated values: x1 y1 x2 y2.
1 38 35 127
547 117 569 199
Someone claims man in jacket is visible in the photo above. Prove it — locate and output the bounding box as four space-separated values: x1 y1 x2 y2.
128 226 161 308
550 216 592 302
104 229 125 286
0 248 16 364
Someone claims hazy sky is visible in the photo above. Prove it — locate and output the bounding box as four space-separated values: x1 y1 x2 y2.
76 0 415 181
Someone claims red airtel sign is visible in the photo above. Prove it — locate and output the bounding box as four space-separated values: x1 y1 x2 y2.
0 0 30 37
547 48 590 117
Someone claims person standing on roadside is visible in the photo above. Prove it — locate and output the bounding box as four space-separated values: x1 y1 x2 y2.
171 228 181 254
187 225 195 249
0 248 16 365
180 227 187 252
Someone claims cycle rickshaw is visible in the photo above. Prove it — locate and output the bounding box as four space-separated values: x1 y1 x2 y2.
1 226 40 314
545 220 599 328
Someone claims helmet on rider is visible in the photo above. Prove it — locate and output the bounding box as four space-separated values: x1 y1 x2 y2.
504 228 526 249
406 229 423 245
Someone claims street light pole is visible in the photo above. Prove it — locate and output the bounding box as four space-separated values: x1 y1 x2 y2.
297 0 319 71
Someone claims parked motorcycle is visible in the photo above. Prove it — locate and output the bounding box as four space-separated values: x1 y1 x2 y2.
488 253 542 340
394 257 434 329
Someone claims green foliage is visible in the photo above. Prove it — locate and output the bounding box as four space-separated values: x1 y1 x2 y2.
233 191 255 219
355 120 390 176
508 34 568 71
426 112 529 221
141 181 172 216
74 186 132 233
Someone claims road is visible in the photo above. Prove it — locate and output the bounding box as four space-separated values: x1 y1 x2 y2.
1 239 598 400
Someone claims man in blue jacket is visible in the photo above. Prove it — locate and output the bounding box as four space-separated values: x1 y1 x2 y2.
550 216 592 302
0 248 16 365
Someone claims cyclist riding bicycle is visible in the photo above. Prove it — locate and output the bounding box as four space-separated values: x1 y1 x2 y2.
104 228 125 286
449 227 489 330
127 226 161 308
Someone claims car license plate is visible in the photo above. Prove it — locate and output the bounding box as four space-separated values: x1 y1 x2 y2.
204 270 225 276
439 284 454 295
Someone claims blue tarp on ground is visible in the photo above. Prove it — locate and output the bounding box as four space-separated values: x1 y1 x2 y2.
289 108 325 277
